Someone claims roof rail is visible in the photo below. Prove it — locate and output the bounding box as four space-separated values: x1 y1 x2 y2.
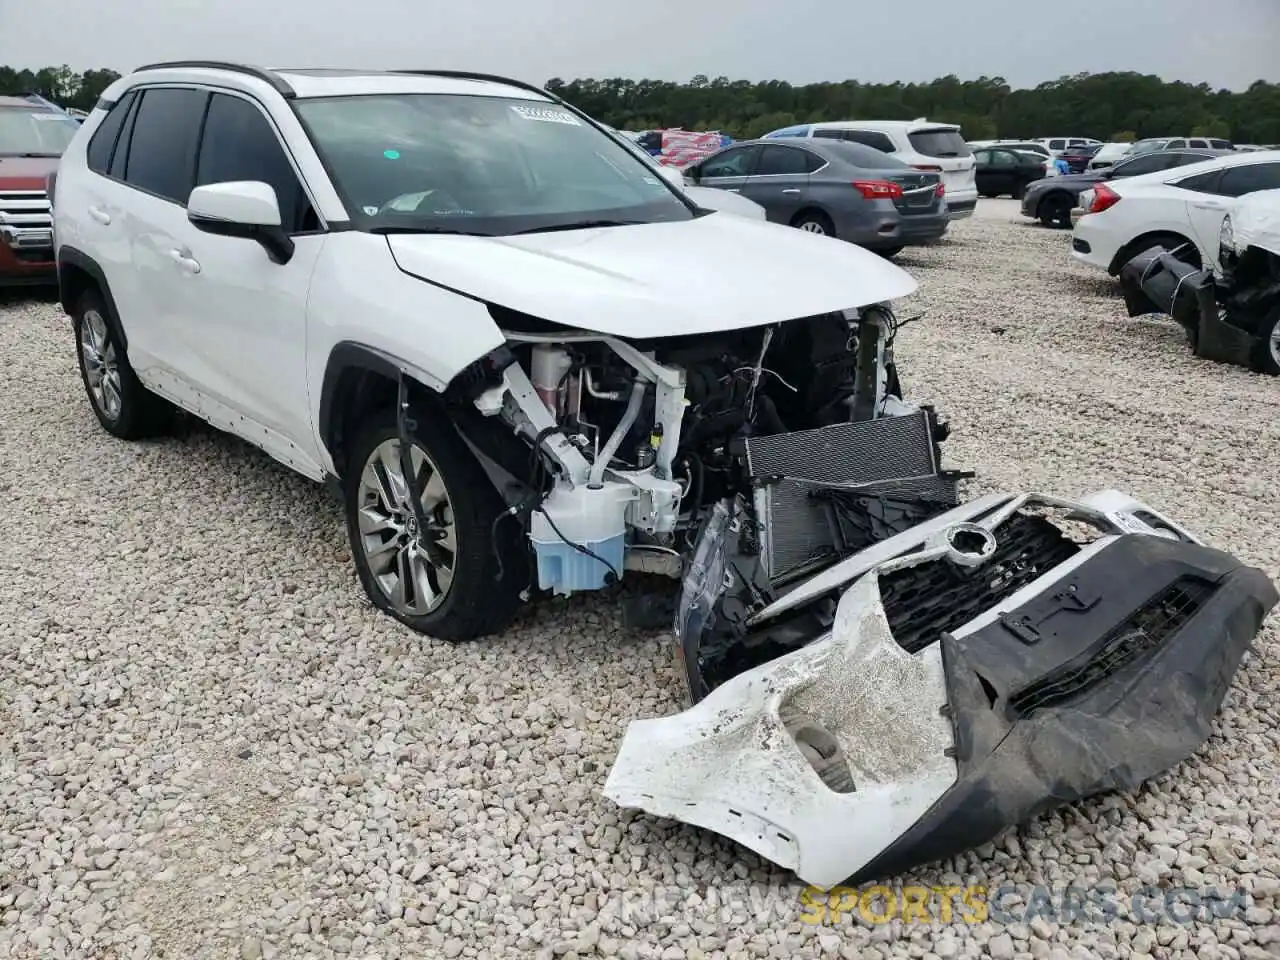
133 60 295 98
390 69 555 102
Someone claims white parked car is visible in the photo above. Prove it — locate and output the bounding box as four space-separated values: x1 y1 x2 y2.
1072 150 1280 275
763 118 979 219
1036 137 1102 157
1086 142 1133 170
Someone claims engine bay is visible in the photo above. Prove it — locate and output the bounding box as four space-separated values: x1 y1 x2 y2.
456 303 960 598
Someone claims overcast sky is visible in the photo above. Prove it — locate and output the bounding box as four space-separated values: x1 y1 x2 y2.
1 0 1276 91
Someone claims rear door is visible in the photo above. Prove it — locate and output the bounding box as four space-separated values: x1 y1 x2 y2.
107 86 210 377
1176 161 1280 270
690 145 760 195
907 127 974 196
741 144 821 223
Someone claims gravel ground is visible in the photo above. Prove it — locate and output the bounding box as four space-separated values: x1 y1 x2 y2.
1 199 1277 960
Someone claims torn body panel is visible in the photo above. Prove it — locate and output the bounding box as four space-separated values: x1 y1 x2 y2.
604 490 1277 889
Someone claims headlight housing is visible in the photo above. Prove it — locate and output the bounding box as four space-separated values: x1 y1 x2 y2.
1219 214 1236 255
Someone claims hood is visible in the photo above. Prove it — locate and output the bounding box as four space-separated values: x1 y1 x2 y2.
0 155 58 190
386 213 918 338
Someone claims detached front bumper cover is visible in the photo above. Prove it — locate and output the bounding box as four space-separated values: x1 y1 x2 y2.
604 490 1277 889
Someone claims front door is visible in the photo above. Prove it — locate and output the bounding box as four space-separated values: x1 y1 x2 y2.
175 91 328 474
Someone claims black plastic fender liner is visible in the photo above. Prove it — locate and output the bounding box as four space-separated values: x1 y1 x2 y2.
56 246 128 346
848 534 1278 883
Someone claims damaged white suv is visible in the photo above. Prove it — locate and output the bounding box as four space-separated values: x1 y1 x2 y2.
53 63 1277 886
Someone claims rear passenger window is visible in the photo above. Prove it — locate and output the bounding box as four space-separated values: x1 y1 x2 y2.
1217 163 1280 197
124 87 209 204
85 91 136 175
196 93 317 233
1210 139 1233 150
844 130 896 153
1175 170 1224 193
756 145 814 176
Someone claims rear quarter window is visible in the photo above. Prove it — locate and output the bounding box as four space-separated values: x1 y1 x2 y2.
825 140 909 169
908 129 971 158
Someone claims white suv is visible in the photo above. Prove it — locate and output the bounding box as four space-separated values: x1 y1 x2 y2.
762 119 978 219
51 61 949 640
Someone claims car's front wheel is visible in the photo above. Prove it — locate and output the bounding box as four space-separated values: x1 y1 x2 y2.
72 290 171 439
1253 305 1280 376
344 405 526 640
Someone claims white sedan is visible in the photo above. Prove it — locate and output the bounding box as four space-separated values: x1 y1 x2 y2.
1071 150 1280 276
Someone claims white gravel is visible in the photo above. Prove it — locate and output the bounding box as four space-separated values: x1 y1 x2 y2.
1 199 1277 960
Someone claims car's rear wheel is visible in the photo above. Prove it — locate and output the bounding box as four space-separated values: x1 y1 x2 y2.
793 211 835 237
344 405 526 640
1038 193 1074 229
72 290 171 439
875 246 904 260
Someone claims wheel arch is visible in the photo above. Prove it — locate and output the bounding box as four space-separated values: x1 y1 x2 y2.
789 206 836 230
1109 230 1201 274
57 246 128 349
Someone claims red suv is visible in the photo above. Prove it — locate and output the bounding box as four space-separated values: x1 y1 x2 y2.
0 95 81 287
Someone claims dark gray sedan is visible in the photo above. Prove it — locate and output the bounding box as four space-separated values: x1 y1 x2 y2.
682 138 949 257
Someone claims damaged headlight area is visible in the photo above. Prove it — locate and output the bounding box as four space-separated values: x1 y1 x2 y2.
605 489 1277 890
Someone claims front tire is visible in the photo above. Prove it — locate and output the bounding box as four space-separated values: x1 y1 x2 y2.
72 290 171 439
344 405 526 641
1252 306 1280 375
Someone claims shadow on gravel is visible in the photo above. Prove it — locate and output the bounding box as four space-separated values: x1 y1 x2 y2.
1048 272 1123 300
0 286 60 309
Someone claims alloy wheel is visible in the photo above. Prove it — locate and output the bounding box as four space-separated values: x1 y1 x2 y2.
799 221 827 234
356 438 456 615
80 310 122 421
1270 323 1280 371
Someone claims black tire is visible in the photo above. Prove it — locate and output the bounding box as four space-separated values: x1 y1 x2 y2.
1251 306 1280 376
72 289 172 440
1038 192 1074 229
792 210 836 238
344 404 526 641
875 246 904 260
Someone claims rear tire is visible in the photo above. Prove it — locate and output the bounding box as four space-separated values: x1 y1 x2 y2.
792 211 835 238
875 246 904 260
344 403 526 641
1116 234 1202 274
72 289 172 440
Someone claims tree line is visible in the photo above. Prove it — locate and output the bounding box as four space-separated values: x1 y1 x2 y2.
546 72 1280 144
4 64 1277 145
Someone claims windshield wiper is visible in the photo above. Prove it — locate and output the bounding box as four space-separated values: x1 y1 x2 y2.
513 219 644 235
367 225 491 237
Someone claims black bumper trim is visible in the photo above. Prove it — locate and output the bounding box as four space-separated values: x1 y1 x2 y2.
849 534 1277 883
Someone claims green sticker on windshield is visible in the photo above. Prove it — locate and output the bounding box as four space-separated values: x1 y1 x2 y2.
383 149 401 160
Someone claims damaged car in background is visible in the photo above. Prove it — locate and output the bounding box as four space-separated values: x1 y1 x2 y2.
1118 187 1280 375
55 66 1278 891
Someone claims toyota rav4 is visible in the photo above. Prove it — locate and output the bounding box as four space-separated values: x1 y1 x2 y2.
51 62 1276 888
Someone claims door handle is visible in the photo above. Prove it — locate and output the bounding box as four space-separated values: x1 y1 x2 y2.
88 205 111 225
728 188 741 193
782 188 802 195
168 248 202 274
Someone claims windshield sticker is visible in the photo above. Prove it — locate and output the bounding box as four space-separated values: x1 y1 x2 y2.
383 149 401 159
509 105 581 126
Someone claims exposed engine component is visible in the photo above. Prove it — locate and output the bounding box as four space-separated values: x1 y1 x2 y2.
461 306 956 597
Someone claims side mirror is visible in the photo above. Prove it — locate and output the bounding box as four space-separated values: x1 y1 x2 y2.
187 181 295 264
655 163 686 190
683 164 700 183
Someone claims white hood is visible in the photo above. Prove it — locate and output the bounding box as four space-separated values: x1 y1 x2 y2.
387 213 918 338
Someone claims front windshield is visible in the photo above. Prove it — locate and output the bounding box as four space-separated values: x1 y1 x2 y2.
295 94 694 235
0 108 80 157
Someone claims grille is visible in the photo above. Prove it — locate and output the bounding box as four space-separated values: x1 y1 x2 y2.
744 410 940 484
0 190 52 228
880 513 1081 654
1006 576 1217 718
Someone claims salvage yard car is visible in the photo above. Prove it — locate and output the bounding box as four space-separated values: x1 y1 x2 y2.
52 62 1277 888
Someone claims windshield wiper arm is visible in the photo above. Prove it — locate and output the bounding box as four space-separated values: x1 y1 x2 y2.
513 219 644 235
